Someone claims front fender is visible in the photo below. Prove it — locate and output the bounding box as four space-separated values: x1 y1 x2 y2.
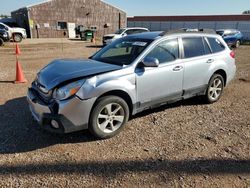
77 73 137 104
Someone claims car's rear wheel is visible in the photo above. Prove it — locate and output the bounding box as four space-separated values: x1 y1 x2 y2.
13 34 22 43
0 38 4 46
89 96 129 139
204 74 224 104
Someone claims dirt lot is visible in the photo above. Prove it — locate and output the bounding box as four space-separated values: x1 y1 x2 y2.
0 39 249 187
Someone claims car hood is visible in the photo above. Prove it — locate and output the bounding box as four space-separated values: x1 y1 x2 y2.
37 59 122 90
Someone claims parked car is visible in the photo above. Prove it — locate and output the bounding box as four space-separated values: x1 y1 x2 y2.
0 22 27 42
27 30 236 139
0 29 9 46
216 29 243 48
103 27 149 46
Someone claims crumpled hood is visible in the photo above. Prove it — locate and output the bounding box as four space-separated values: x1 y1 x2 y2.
37 59 122 90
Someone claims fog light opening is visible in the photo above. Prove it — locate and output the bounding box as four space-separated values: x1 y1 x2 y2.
51 120 60 129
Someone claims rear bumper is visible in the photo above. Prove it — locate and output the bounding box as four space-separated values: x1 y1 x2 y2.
227 63 237 85
27 88 96 134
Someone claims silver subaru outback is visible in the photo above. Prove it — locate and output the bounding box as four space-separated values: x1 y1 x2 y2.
27 30 236 139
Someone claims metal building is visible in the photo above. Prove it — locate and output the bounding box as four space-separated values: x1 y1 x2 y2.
11 0 126 38
128 15 250 40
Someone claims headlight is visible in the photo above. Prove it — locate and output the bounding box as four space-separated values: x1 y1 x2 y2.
53 79 85 100
3 33 7 38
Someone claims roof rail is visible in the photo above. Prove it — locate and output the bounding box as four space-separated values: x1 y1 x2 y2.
160 28 216 36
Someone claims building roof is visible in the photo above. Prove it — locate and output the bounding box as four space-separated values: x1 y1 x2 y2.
101 0 126 13
128 15 250 22
26 0 52 8
22 0 125 12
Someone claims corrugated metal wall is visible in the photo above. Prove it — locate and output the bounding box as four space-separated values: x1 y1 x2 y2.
12 0 126 38
128 21 250 40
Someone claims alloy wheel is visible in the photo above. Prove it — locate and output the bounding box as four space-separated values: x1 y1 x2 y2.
208 78 223 101
97 103 125 134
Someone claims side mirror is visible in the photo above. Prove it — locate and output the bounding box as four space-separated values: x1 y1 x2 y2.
142 57 159 67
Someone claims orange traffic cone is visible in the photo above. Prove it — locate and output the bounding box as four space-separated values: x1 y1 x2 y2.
15 43 21 55
15 59 27 84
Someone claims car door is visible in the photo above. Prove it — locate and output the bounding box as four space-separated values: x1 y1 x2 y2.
181 37 213 96
135 38 184 109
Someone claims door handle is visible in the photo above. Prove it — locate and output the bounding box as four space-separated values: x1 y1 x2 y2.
207 59 214 64
173 66 183 71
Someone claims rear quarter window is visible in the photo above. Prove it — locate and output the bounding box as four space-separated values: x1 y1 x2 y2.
207 37 225 53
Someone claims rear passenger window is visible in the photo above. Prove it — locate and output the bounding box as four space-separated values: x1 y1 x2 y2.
182 37 208 58
146 39 179 64
207 37 225 53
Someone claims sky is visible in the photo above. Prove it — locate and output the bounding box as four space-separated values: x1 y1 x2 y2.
0 0 250 16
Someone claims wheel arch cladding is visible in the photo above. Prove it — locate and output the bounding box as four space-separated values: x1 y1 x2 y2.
213 69 227 86
91 90 133 117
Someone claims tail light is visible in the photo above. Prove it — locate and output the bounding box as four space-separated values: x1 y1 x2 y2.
230 51 235 59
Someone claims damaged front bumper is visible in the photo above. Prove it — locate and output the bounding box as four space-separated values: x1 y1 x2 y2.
27 88 96 134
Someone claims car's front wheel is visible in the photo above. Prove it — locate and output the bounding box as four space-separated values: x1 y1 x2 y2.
89 96 129 139
13 34 23 43
204 74 225 104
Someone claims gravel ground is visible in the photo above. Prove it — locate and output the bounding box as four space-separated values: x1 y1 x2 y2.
0 40 249 187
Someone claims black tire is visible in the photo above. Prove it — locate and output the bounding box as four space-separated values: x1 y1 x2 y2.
0 38 4 46
89 96 129 139
13 34 22 43
204 74 225 104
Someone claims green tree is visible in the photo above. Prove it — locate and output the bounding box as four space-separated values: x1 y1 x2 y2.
0 14 9 18
243 10 250 14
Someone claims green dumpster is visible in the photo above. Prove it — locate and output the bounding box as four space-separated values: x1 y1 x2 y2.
85 30 94 41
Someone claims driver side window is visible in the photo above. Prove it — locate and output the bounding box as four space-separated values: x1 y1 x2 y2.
146 39 179 64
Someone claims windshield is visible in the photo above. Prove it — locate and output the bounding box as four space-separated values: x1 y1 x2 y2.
91 38 153 65
3 22 20 28
115 29 126 34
